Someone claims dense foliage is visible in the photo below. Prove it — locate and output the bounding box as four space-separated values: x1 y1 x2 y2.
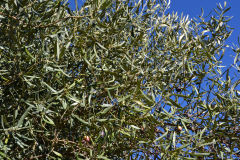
0 0 239 159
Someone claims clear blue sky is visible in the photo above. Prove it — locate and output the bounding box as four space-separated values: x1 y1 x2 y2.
68 0 240 69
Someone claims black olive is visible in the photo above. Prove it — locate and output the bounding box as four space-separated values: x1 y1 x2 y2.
175 87 182 92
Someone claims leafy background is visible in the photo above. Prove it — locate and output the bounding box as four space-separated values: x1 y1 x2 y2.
69 0 240 76
0 0 239 159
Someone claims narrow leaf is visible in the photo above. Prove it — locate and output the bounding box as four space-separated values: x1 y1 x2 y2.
72 114 90 126
53 151 63 157
17 103 33 127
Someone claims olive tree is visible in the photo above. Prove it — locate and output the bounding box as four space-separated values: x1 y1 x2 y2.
0 0 239 159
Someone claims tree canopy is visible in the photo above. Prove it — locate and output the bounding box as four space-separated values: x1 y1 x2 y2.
0 0 239 159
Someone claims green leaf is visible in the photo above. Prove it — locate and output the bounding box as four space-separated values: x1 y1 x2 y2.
53 151 63 157
43 115 55 126
168 98 181 108
199 139 216 147
172 131 176 149
189 152 211 156
119 129 131 137
25 47 35 60
100 0 112 10
17 103 33 127
134 100 151 109
199 127 207 141
72 114 90 126
154 130 168 142
234 52 239 64
96 118 108 122
56 37 60 60
0 152 10 160
97 155 111 160
223 7 231 14
99 104 113 115
41 81 63 94
130 125 140 130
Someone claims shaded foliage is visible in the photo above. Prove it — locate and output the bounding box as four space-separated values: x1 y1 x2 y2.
0 0 239 159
